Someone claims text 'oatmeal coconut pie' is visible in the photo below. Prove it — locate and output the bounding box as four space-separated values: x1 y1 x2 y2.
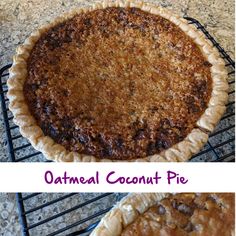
90 193 235 236
7 0 229 162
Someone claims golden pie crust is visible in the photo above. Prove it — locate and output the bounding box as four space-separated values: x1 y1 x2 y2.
7 0 228 162
90 193 235 236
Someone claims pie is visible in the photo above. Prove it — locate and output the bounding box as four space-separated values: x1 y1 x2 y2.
90 193 235 236
7 0 229 162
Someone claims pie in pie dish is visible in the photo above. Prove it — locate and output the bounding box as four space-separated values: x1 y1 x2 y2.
7 0 229 162
90 193 235 236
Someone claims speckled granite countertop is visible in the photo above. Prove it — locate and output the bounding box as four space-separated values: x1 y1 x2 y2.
0 0 234 235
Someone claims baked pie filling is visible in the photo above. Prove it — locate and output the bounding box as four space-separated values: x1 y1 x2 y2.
121 193 234 236
24 7 212 160
90 193 234 236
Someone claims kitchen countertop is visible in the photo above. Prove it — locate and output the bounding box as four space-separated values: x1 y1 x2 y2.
0 0 234 235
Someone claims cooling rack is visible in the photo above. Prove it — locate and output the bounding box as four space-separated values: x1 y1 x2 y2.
0 17 235 236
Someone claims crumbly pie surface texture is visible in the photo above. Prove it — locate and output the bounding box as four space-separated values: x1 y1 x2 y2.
24 7 212 160
91 193 235 236
7 1 229 162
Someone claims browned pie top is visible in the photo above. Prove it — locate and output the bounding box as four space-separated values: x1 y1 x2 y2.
122 193 235 236
24 7 212 160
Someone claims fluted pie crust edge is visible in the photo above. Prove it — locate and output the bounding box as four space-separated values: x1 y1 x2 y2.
90 193 169 236
7 0 228 162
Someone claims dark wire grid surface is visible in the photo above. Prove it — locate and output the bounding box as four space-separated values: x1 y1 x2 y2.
0 17 235 236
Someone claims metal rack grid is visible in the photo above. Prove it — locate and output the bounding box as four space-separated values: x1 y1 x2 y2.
0 17 235 235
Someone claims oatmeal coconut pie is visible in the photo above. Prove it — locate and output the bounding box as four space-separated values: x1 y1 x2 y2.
7 1 229 162
90 193 235 236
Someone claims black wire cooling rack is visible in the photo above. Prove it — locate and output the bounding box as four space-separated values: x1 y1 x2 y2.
0 17 235 236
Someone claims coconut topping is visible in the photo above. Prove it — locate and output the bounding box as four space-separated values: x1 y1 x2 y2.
24 7 212 160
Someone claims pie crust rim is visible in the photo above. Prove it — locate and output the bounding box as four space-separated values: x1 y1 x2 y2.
7 0 229 162
90 193 169 236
